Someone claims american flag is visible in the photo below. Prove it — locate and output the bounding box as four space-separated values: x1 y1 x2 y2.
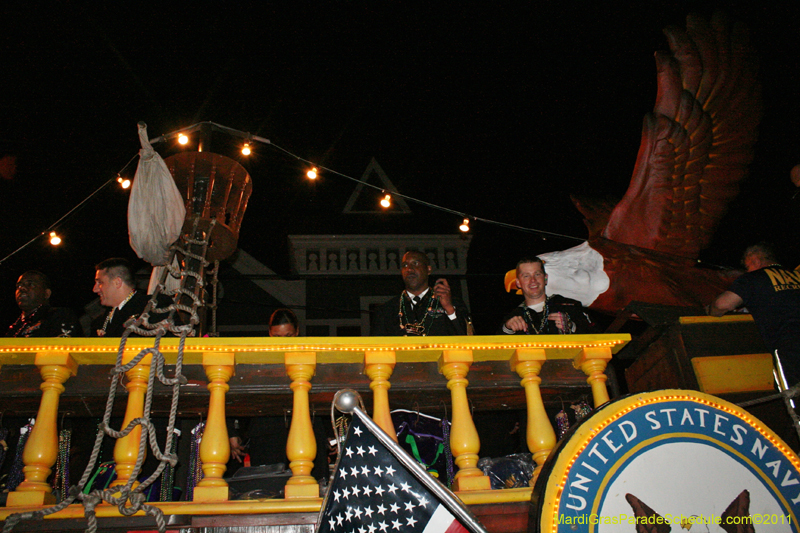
316 408 486 533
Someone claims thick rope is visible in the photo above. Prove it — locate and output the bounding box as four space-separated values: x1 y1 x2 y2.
209 261 220 335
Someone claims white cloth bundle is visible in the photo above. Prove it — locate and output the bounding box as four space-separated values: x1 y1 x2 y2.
128 123 186 266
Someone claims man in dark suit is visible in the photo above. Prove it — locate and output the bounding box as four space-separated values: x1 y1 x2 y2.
90 258 171 337
6 270 80 337
228 308 329 484
371 250 470 336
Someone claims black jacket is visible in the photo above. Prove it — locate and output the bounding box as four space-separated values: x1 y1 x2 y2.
371 291 470 336
6 304 80 337
90 292 174 337
499 294 595 335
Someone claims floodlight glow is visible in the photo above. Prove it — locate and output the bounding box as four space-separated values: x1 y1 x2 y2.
178 133 189 145
49 231 62 246
380 194 392 208
307 167 318 180
459 218 470 232
242 143 251 156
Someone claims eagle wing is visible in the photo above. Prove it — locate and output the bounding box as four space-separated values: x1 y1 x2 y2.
601 12 761 259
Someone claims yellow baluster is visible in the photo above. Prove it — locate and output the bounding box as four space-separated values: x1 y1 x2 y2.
7 352 77 507
110 350 151 490
364 351 397 442
284 351 319 499
438 350 490 492
194 351 235 502
510 348 555 483
574 346 613 407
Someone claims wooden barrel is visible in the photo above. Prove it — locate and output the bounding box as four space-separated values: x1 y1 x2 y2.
165 152 253 262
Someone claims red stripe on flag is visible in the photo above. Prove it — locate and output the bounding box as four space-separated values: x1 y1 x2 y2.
444 519 469 533
424 504 470 533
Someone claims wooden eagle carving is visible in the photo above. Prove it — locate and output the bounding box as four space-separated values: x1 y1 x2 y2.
529 12 763 315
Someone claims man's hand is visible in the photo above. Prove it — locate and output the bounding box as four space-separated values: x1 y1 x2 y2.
504 316 527 332
229 436 246 463
433 278 456 315
548 312 573 333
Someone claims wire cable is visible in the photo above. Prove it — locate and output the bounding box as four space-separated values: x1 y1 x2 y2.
0 153 140 267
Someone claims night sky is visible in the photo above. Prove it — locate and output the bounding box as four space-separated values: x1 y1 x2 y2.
1 2 799 331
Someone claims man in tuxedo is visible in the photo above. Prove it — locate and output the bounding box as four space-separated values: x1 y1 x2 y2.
90 258 171 337
371 250 469 336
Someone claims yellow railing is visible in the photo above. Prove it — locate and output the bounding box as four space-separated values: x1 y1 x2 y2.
0 334 629 520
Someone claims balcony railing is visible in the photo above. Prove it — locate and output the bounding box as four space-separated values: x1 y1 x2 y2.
288 235 471 275
0 334 629 530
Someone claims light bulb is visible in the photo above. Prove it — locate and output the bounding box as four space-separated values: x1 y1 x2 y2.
117 176 131 189
178 133 189 145
49 231 62 246
459 218 470 232
242 142 251 156
380 194 392 208
307 167 318 180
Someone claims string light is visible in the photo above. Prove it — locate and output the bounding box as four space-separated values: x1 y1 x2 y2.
49 231 62 246
1 121 586 268
380 193 392 208
241 142 251 156
117 176 131 189
1 151 142 267
149 122 588 243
